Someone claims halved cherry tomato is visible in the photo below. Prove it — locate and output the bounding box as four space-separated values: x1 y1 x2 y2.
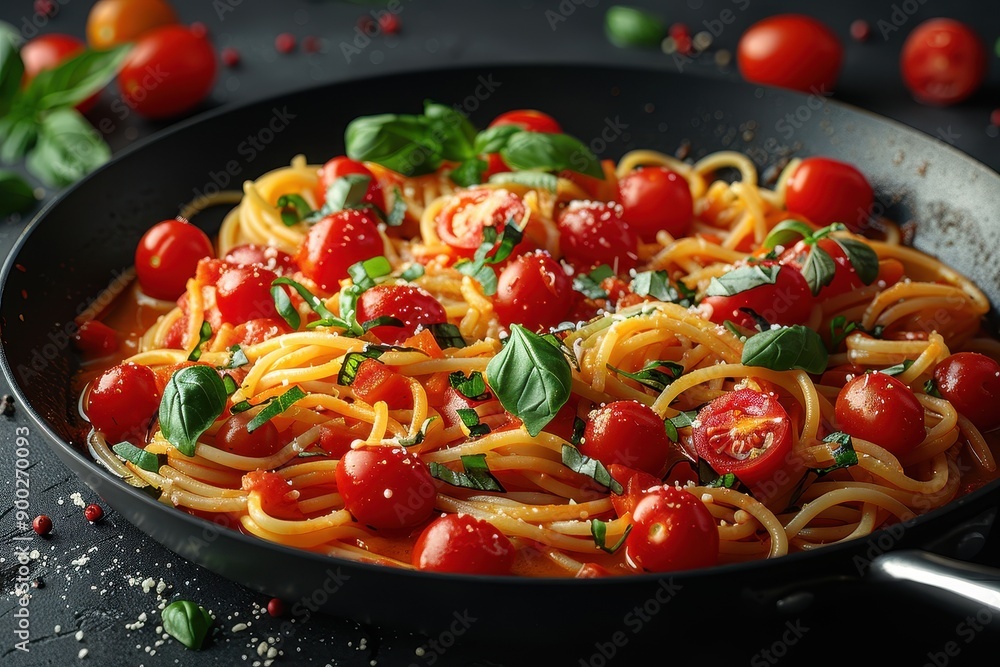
216 410 283 458
215 265 281 324
354 284 447 345
223 244 297 274
901 18 987 106
736 14 843 93
784 157 874 232
692 388 794 490
118 24 216 119
412 514 516 575
625 485 719 573
135 218 214 301
835 372 925 456
20 34 98 112
349 359 413 409
617 167 694 242
557 201 639 273
85 363 161 444
435 187 526 256
607 464 661 518
580 401 674 477
295 209 384 292
701 261 813 328
86 0 178 49
335 446 437 530
74 320 118 356
482 110 563 178
241 470 303 520
493 250 572 332
933 353 1000 431
315 156 385 211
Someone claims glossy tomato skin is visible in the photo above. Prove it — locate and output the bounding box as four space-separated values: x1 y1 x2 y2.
118 25 216 119
779 238 862 301
784 157 874 232
691 388 794 490
701 262 813 328
933 353 1000 431
580 401 674 477
295 209 384 292
350 359 414 409
354 284 447 345
20 34 98 112
135 219 214 301
412 514 516 575
617 167 693 242
482 110 563 178
835 372 926 456
625 485 719 573
74 320 118 356
493 250 572 332
335 446 437 531
557 201 639 273
901 19 987 106
607 464 661 518
316 156 385 211
85 363 161 444
215 265 281 324
435 187 526 256
86 0 178 49
216 410 283 458
223 244 297 274
737 14 843 93
232 317 292 346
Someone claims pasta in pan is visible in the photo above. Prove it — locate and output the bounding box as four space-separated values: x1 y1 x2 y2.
73 106 1000 577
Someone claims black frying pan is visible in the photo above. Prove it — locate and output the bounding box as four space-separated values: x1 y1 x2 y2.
3 63 1000 663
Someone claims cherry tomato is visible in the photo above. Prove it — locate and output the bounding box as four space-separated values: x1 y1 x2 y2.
575 563 612 578
901 18 987 106
85 363 161 444
216 410 283 458
692 388 794 490
784 157 874 232
74 320 118 356
215 265 281 324
607 464 661 518
335 446 437 530
580 401 674 477
135 218 214 301
736 14 843 93
315 156 385 211
20 34 98 112
701 262 813 328
295 209 384 292
349 359 414 409
493 250 572 332
86 0 178 49
354 284 447 345
223 244 297 274
482 110 563 177
835 372 926 456
435 187 526 256
118 24 216 119
617 167 694 242
557 201 639 273
779 238 863 301
933 353 1000 431
625 485 719 573
242 470 303 520
412 514 516 575
232 318 292 346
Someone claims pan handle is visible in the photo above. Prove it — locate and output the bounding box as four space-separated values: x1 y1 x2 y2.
868 549 1000 612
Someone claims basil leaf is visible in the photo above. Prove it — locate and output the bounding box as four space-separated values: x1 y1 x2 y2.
473 125 522 155
500 131 603 179
345 113 443 176
449 371 491 401
561 444 623 494
386 187 407 226
705 264 780 297
400 263 425 282
162 600 213 650
741 325 829 374
348 255 392 291
762 219 814 250
800 244 837 296
570 416 586 446
22 44 130 110
607 360 683 392
361 315 404 332
331 284 365 335
828 315 857 349
456 407 491 437
0 170 35 216
879 359 914 377
664 409 699 443
230 400 253 414
573 264 614 300
833 238 879 286
631 270 695 306
187 321 213 362
222 345 249 370
488 171 558 193
478 220 524 266
270 283 300 330
429 454 506 492
277 193 313 227
449 158 486 187
427 322 466 349
487 325 572 436
312 174 372 221
337 350 384 386
159 365 228 457
0 113 39 163
591 519 632 554
455 259 498 295
112 442 160 473
398 417 437 447
423 101 477 162
246 386 306 432
604 5 666 48
222 374 238 396
698 459 738 488
813 431 858 475
271 277 336 321
924 378 942 398
0 32 23 118
26 108 110 187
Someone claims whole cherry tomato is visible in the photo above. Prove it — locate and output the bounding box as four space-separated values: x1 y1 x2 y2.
625 485 719 573
932 353 1000 431
617 167 693 241
412 514 516 575
736 14 843 93
135 218 214 301
784 157 874 233
901 18 987 106
335 446 437 530
835 372 926 456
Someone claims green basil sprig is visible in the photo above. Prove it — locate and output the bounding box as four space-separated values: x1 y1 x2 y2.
449 370 491 401
486 325 572 436
605 5 666 48
705 264 781 297
741 324 828 374
454 220 525 296
762 221 879 295
562 444 623 494
813 431 859 475
631 270 696 306
162 600 213 650
607 360 684 392
158 365 228 457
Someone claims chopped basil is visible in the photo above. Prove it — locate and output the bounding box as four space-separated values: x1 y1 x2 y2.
488 170 559 192
573 264 614 300
230 400 253 414
455 260 498 295
305 174 373 224
879 359 914 377
562 444 623 494
271 281 300 330
399 263 425 282
161 599 213 650
829 315 858 349
276 193 313 227
246 386 307 433
723 320 745 339
429 453 506 492
605 5 666 48
348 255 392 291
398 417 437 447
187 321 213 362
478 220 525 264
813 431 858 475
706 264 781 297
271 277 359 334
297 450 328 459
741 325 829 374
158 365 228 457
427 322 466 349
360 315 405 333
571 416 586 447
111 442 160 473
698 459 739 488
924 378 942 398
337 350 384 386
486 325 572 437
386 187 407 227
591 519 632 554
663 409 698 442
607 360 683 392
500 131 603 179
739 307 772 332
456 408 491 438
449 371 491 401
631 270 695 306
221 374 238 396
222 345 249 369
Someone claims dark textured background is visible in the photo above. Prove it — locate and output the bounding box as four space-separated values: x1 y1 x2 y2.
1 1 999 666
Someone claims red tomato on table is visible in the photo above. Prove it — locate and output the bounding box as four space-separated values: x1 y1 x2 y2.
20 34 99 112
901 18 987 106
736 14 843 93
